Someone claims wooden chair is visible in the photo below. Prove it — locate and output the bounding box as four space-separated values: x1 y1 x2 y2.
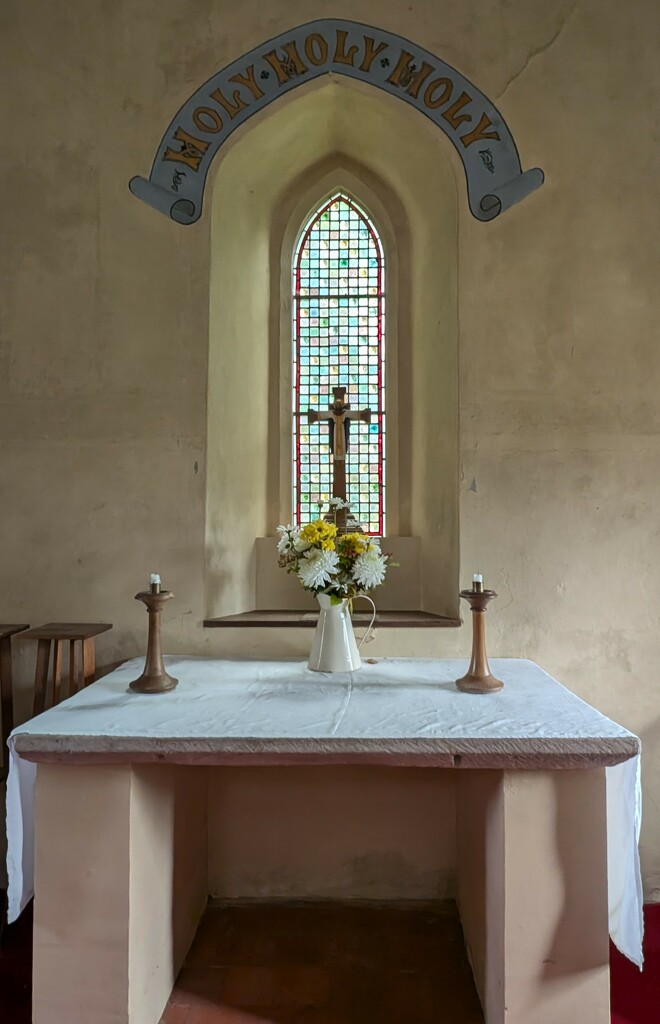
0 624 29 771
21 623 112 715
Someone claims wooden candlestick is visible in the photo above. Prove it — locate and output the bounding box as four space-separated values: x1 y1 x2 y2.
129 589 178 694
456 588 503 694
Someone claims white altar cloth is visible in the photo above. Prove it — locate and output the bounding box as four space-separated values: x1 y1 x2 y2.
5 656 643 965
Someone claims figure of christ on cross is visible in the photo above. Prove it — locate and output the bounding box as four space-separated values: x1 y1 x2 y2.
307 386 372 532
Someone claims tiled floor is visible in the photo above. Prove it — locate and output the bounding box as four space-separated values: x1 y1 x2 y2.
160 901 484 1024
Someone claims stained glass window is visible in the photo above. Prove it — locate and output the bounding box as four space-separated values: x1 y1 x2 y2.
292 194 386 535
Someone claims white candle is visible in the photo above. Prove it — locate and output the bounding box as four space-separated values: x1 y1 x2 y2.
150 573 161 585
473 573 483 584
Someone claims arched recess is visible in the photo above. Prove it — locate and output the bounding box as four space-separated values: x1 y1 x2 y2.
206 75 459 619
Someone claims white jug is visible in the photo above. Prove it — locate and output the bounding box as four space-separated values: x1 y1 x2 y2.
308 594 376 673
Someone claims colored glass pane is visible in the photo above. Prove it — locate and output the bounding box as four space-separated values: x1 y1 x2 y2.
292 194 385 535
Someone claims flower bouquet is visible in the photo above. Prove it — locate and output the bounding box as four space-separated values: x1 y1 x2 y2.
277 500 392 600
277 500 394 672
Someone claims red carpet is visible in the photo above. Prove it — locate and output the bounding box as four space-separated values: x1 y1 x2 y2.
610 904 660 1024
0 895 32 1022
1 897 658 1022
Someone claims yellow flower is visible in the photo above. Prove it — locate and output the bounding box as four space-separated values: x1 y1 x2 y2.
300 519 338 548
337 532 369 558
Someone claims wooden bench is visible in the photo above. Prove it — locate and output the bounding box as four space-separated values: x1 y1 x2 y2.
20 623 112 715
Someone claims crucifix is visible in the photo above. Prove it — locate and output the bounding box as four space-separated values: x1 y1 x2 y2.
307 386 372 531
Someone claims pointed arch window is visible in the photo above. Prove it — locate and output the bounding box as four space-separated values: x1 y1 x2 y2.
292 194 386 535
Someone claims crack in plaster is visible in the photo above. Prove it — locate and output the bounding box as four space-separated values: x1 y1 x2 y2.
497 2 579 100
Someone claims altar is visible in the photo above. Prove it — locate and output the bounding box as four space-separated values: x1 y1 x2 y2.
6 656 643 1024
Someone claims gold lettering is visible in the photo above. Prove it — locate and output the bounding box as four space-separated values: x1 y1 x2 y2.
423 77 453 109
387 51 435 99
192 106 223 133
404 61 434 99
305 32 328 66
359 35 388 73
387 49 414 86
333 28 358 66
209 87 247 119
162 127 210 171
262 41 308 85
461 112 501 147
441 91 473 129
229 64 264 101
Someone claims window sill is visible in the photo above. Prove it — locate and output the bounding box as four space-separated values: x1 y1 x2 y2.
203 610 462 628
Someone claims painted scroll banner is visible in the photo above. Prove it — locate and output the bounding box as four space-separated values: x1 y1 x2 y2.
130 19 544 225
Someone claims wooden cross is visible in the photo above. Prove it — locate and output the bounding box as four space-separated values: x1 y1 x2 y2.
307 386 372 511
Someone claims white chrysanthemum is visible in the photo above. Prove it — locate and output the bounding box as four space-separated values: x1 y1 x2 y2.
276 525 296 555
328 497 350 509
293 536 311 553
352 548 387 590
298 549 339 589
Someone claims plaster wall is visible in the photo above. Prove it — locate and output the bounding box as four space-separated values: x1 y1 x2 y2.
2 0 660 896
207 767 456 901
